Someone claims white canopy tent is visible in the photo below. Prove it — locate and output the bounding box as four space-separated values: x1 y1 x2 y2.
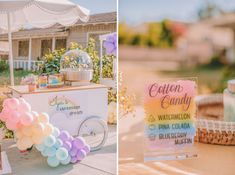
0 0 89 85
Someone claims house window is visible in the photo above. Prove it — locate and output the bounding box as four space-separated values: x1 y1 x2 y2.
18 40 29 57
88 32 110 52
56 38 67 50
41 39 52 57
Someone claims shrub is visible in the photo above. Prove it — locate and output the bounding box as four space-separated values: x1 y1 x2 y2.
38 48 66 74
0 60 9 72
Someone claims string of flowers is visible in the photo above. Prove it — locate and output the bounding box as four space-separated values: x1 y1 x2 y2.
118 72 136 117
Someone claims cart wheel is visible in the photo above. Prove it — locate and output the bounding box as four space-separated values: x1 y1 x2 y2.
78 116 108 152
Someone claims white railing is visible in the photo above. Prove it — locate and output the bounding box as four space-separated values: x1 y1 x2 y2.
6 59 43 71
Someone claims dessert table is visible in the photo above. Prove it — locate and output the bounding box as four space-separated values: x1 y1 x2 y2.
1 125 116 175
119 107 235 175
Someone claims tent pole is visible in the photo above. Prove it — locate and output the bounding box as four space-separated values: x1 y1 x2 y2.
7 12 14 86
100 39 103 80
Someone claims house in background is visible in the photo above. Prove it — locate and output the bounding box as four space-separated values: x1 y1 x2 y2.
176 13 235 65
0 11 116 70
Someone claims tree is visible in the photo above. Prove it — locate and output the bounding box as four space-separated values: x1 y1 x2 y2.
198 1 223 20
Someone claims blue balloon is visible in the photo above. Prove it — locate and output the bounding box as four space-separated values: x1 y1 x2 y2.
54 139 63 149
44 135 56 147
56 147 68 161
35 144 45 152
52 127 60 137
47 156 60 167
42 149 48 157
60 155 71 165
44 147 57 157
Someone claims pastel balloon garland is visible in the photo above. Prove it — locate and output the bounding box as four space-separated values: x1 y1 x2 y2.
0 98 90 167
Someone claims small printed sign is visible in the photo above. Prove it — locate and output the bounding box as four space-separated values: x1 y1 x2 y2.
47 92 88 135
48 95 84 119
144 79 197 161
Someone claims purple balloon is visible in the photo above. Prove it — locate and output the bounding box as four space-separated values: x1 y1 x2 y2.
63 141 72 151
103 33 117 56
76 150 86 161
70 156 78 163
72 137 85 149
83 144 90 154
68 136 73 142
69 147 77 157
59 131 70 141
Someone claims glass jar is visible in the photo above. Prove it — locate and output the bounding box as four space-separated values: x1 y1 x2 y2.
224 79 235 122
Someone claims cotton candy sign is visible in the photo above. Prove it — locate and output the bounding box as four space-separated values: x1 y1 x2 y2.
144 79 197 161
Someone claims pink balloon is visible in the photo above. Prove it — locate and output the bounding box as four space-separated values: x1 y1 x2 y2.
17 99 31 112
9 111 20 123
6 120 19 130
3 98 19 110
20 112 34 125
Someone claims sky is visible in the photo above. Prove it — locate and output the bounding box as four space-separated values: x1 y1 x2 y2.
71 0 117 14
119 0 235 24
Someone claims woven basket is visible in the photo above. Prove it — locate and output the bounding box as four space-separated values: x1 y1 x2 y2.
195 94 235 146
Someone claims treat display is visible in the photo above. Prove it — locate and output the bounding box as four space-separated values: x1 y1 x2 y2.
48 74 64 88
60 49 93 82
38 75 48 89
224 80 235 122
195 93 235 146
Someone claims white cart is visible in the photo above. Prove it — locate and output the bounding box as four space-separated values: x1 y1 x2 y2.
9 84 108 151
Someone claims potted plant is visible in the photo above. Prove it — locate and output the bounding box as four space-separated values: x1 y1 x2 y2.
21 74 37 92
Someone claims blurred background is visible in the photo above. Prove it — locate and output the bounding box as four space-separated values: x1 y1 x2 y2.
119 0 235 105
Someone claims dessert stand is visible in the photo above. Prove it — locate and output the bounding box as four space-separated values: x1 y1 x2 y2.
8 50 108 151
195 94 235 145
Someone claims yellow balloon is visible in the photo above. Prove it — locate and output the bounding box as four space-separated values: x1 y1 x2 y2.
32 122 45 135
22 126 33 137
38 113 49 124
15 129 23 139
17 140 26 151
43 123 53 136
17 137 33 150
31 134 44 145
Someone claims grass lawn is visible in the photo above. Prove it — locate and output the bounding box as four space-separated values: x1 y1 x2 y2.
158 65 225 94
0 69 34 86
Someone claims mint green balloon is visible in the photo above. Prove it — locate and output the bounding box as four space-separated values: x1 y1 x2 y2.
56 147 68 161
45 147 57 157
35 144 45 152
52 127 60 137
47 156 60 167
44 135 56 147
60 155 71 165
54 139 63 149
42 149 48 157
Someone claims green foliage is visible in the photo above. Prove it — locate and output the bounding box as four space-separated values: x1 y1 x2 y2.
219 64 235 92
159 20 174 48
102 55 114 79
0 60 9 72
85 38 101 83
119 21 180 48
38 48 66 74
